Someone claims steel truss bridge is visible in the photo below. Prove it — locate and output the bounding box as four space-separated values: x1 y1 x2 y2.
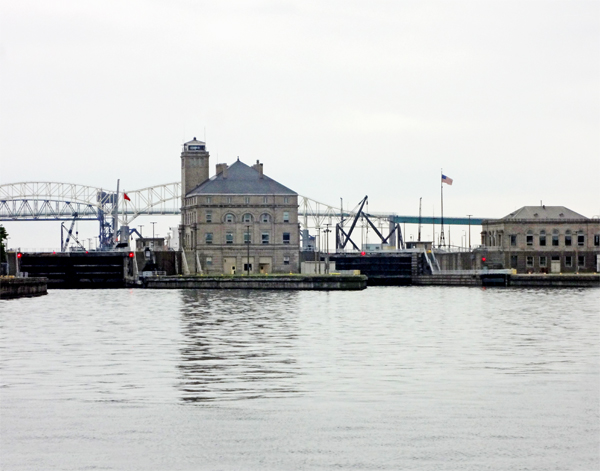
0 181 484 250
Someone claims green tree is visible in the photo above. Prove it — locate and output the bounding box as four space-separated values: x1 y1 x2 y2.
0 225 8 263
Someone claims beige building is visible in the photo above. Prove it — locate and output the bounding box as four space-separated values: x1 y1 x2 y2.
479 206 600 273
179 138 299 274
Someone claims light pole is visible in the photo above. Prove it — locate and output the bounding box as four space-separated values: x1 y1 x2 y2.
246 225 250 276
324 224 331 274
139 225 144 238
467 215 472 251
151 222 157 239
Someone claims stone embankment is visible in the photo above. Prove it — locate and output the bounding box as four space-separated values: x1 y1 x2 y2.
1 277 48 299
142 274 368 290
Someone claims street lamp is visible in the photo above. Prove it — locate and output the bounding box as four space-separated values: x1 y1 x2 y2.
139 225 144 237
150 222 157 239
324 224 331 274
467 215 472 251
246 224 251 276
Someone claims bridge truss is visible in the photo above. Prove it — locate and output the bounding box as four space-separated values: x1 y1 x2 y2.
0 181 480 252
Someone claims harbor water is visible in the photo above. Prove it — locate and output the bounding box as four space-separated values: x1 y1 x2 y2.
1 287 598 470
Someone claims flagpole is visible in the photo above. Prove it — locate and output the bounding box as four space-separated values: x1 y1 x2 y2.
440 169 446 247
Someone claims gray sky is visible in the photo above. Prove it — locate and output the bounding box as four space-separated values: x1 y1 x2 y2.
1 0 599 249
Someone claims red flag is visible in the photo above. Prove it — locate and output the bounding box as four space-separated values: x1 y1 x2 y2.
124 193 131 201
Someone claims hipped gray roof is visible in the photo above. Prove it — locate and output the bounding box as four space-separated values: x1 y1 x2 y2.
500 206 588 220
187 160 297 196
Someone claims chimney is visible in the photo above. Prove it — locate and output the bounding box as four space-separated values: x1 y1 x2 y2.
216 163 228 178
252 160 264 178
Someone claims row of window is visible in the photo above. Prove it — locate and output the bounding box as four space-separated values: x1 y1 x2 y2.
203 256 291 266
188 196 292 205
205 232 291 245
210 212 290 224
524 255 587 267
512 231 599 247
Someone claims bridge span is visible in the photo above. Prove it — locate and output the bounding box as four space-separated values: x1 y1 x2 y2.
0 181 485 250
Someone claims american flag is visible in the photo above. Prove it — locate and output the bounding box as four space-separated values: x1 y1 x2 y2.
442 174 453 185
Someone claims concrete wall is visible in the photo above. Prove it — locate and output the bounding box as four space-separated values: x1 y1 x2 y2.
0 277 48 299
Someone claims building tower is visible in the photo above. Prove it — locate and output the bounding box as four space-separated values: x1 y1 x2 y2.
181 137 210 199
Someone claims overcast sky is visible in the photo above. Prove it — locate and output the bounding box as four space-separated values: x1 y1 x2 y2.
1 0 599 249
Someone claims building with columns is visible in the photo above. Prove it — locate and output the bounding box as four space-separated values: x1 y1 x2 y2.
179 138 300 274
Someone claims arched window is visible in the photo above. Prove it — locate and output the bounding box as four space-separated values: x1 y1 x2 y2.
242 213 253 223
224 213 235 223
260 213 271 223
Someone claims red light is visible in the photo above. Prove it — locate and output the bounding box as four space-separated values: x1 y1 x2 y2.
128 252 134 258
17 252 22 259
53 251 56 254
361 251 366 256
481 257 486 262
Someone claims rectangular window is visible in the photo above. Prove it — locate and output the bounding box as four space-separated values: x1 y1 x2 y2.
227 196 232 204
539 234 546 246
283 232 290 244
595 234 600 246
206 211 212 223
578 234 585 246
243 263 253 272
206 197 211 204
510 235 517 247
565 256 572 267
226 232 234 244
284 197 289 204
552 234 559 246
565 235 572 246
206 256 212 266
244 232 251 244
578 255 585 267
526 256 534 267
263 196 268 204
245 197 250 204
205 233 213 244
283 211 290 223
283 256 290 265
526 235 533 246
539 256 547 267
262 233 270 244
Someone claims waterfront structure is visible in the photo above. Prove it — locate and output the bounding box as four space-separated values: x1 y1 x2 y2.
179 138 300 274
479 205 600 273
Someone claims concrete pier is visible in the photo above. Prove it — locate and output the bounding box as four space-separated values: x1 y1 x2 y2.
0 277 48 299
142 274 368 290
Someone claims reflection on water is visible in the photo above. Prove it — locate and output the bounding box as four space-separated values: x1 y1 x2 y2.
178 290 302 401
0 287 598 471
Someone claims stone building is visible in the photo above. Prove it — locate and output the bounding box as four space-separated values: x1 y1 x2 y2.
179 138 299 274
479 206 600 273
